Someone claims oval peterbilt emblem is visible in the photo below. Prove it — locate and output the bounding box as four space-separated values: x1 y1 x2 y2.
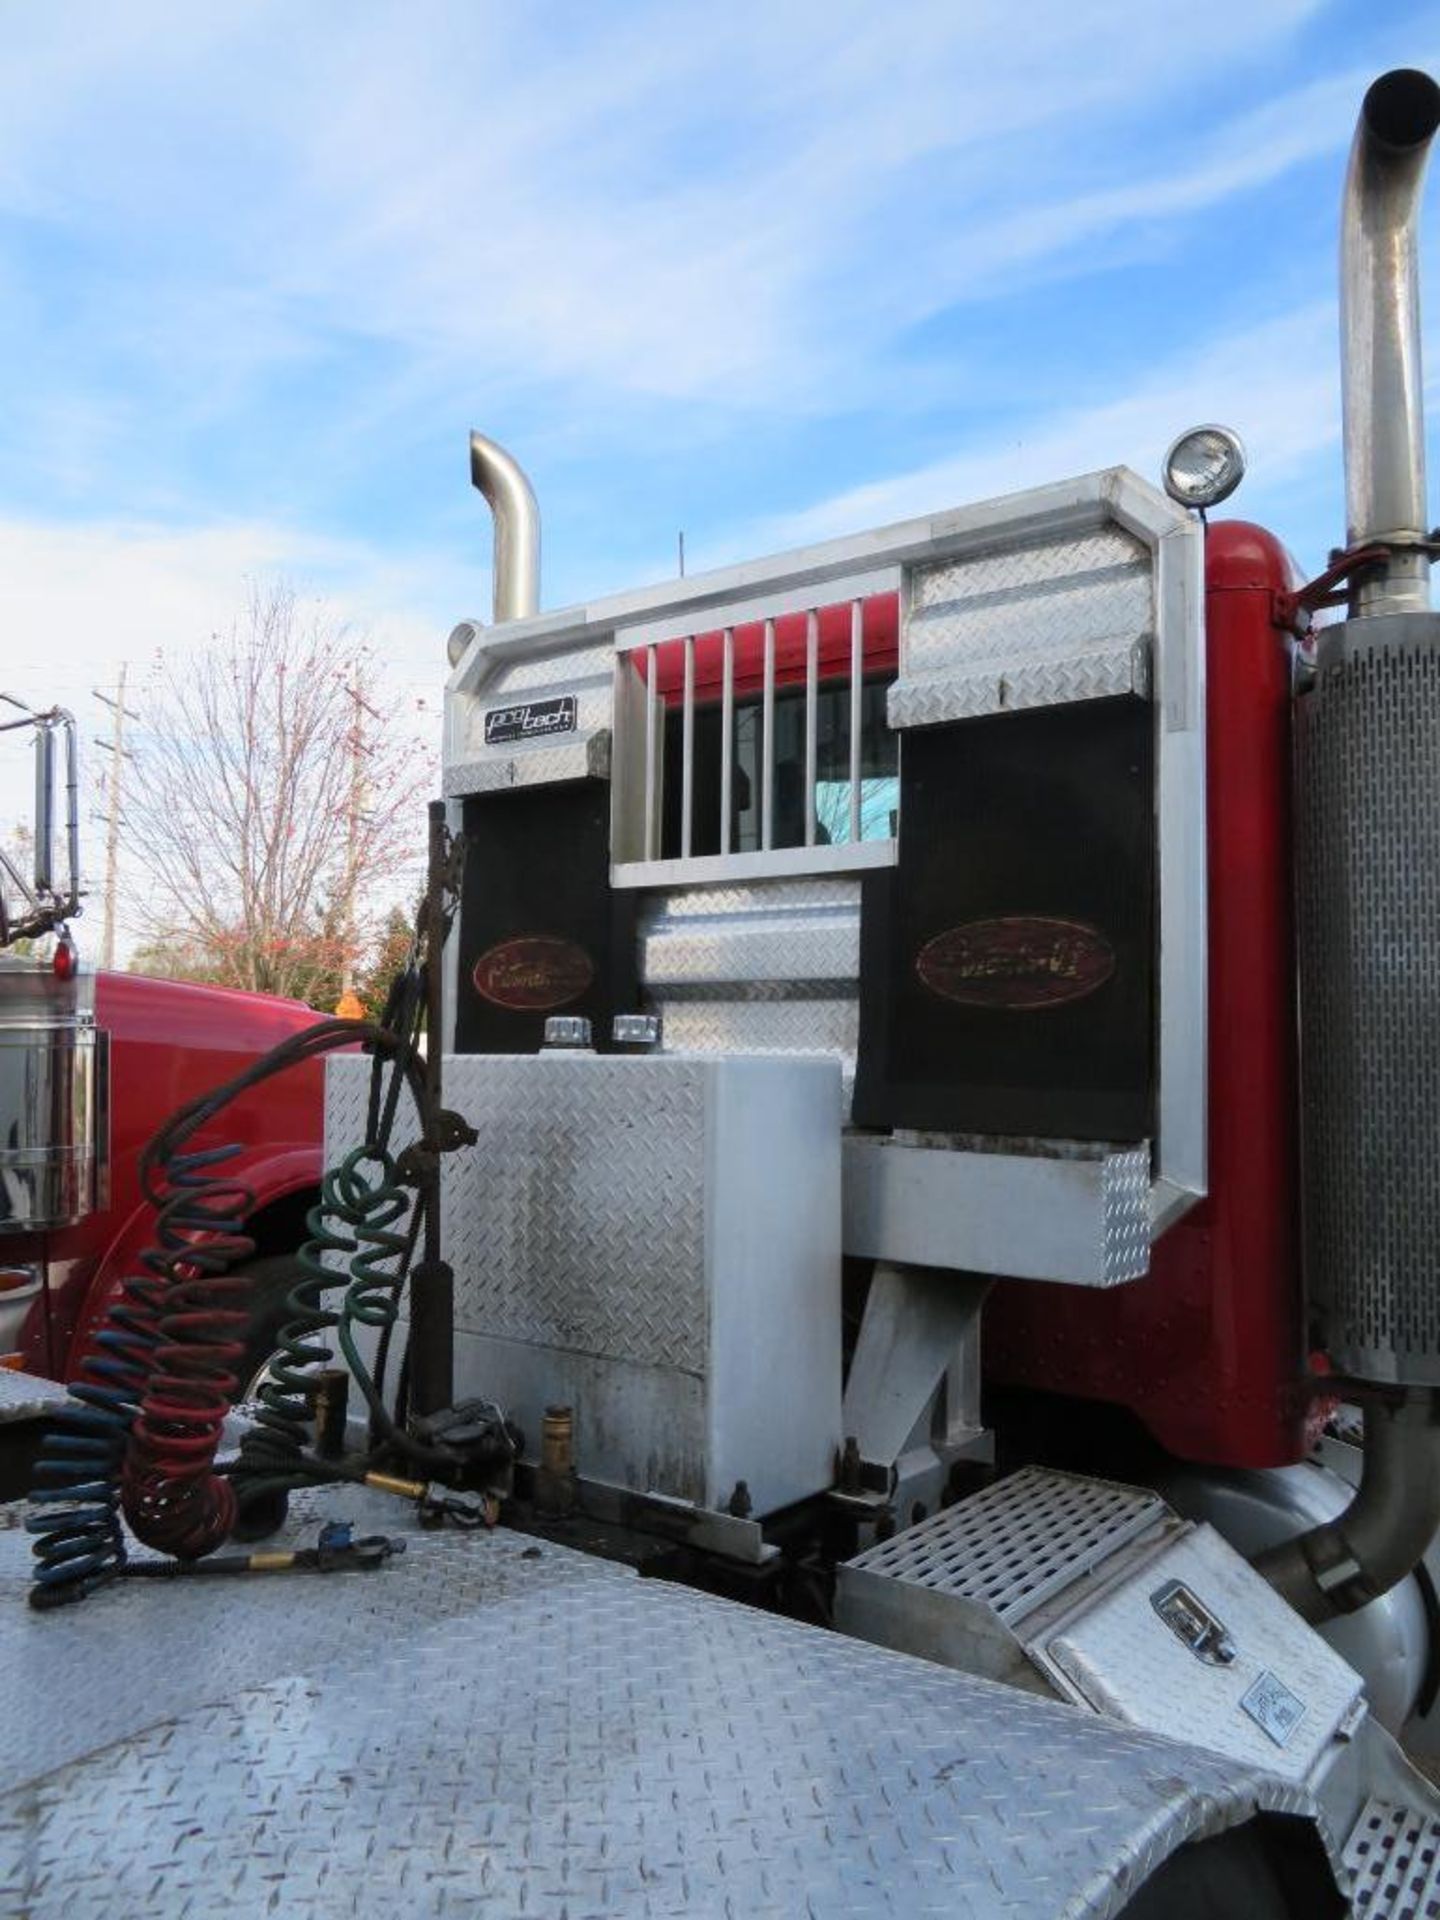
472 936 594 1012
916 916 1116 1010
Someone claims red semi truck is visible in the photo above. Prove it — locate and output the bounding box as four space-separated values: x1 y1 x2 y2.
10 66 1440 1920
0 701 324 1389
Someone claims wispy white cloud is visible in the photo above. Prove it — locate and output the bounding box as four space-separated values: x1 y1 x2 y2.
721 301 1352 561
237 0 1346 411
0 6 1434 804
0 516 463 701
0 0 1350 453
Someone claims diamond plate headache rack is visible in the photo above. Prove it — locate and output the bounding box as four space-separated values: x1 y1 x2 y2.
443 465 1208 1241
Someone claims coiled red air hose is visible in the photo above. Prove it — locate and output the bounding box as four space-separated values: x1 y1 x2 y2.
120 1146 255 1559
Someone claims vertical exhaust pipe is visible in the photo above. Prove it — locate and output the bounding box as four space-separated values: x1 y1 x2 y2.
1259 70 1440 1628
1342 68 1440 616
469 431 540 626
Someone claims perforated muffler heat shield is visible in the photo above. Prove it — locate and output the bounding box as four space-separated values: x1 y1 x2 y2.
1295 612 1440 1383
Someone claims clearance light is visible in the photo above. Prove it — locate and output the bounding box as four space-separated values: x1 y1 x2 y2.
1162 425 1247 510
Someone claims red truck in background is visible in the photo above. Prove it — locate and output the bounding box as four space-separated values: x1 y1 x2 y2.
0 700 324 1390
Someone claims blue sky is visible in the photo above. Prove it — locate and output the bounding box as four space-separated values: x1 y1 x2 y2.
1 1 1439 941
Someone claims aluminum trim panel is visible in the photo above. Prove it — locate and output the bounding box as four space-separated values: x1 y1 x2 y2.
894 532 1151 727
654 995 857 1099
640 878 859 984
443 726 610 797
906 526 1148 616
446 469 1188 693
0 1497 1335 1920
489 641 617 694
888 640 1144 728
1031 1522 1366 1787
445 629 614 800
641 904 859 985
842 1136 1152 1283
440 1054 710 1371
648 877 864 921
639 879 862 1118
613 837 895 891
614 564 902 655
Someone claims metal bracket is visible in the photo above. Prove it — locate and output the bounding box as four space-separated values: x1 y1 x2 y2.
842 1264 990 1471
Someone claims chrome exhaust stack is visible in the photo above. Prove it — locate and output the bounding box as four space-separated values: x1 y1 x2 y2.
1342 68 1440 617
1258 70 1440 1626
469 431 541 626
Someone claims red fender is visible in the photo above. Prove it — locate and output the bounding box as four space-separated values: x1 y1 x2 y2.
61 1145 321 1378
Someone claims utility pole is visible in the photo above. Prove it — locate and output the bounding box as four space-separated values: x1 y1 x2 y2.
93 665 138 970
339 672 382 1003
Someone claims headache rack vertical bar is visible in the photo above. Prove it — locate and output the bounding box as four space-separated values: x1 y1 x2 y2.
680 634 695 859
720 626 735 855
848 599 863 845
644 643 659 862
804 609 819 847
761 616 775 851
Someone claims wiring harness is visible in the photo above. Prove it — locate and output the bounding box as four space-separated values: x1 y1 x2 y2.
26 809 505 1607
26 935 494 1608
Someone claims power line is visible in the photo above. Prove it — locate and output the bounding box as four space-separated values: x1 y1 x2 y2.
93 666 142 970
339 670 374 1001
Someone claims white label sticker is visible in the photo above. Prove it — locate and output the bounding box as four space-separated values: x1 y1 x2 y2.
484 695 578 746
1240 1670 1307 1747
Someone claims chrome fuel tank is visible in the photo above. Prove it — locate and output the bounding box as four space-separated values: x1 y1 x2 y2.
0 959 108 1232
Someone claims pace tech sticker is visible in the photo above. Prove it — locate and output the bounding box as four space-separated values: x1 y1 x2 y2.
484 695 578 747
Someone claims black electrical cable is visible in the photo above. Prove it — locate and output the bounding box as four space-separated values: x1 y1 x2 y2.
227 1011 469 1511
364 940 426 1430
139 1017 424 1203
28 1015 425 1604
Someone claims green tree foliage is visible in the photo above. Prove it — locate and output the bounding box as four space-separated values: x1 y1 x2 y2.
356 903 417 1013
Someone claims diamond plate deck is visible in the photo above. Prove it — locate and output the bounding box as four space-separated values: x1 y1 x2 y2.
0 1366 65 1423
0 1481 1334 1919
0 1481 625 1792
1345 1797 1440 1917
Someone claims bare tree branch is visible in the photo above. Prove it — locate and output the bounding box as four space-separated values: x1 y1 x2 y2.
121 582 433 1004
